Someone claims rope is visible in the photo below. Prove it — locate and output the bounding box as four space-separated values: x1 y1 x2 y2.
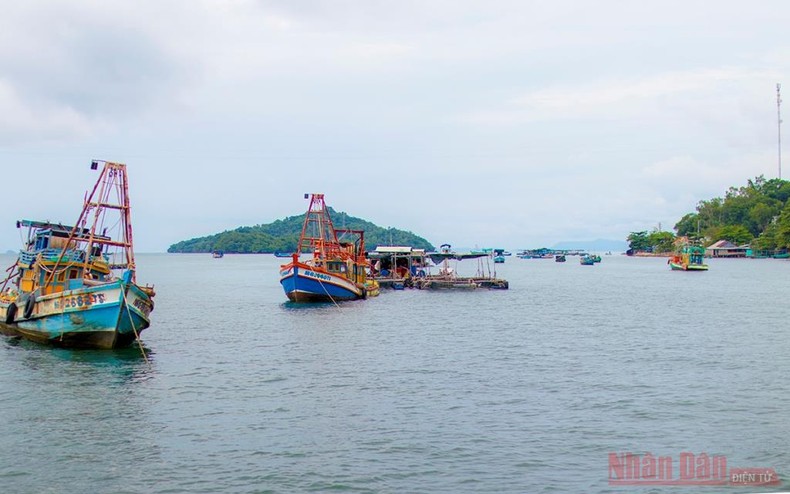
318 279 341 309
37 259 78 274
120 284 150 366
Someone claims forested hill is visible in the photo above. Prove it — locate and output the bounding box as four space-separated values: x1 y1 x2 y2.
628 176 790 253
167 208 435 253
674 176 790 249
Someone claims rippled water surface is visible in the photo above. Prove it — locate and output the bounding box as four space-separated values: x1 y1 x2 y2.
1 253 789 493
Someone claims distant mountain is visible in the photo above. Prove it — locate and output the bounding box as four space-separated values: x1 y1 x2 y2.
551 239 628 252
167 208 435 254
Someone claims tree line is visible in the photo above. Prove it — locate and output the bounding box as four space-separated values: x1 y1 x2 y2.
167 208 435 253
628 176 790 253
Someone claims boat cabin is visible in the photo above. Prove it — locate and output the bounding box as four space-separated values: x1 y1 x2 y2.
16 220 112 295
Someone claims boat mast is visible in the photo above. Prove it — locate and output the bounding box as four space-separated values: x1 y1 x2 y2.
298 193 339 259
82 161 136 278
43 160 136 288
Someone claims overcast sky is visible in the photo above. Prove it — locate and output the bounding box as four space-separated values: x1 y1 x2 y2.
1 1 787 252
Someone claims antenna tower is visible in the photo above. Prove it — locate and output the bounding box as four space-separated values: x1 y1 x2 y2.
778 83 783 179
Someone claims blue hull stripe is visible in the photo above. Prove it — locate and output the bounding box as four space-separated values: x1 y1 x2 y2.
280 266 362 301
6 282 152 347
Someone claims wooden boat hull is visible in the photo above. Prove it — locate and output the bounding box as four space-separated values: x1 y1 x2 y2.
363 280 380 297
415 277 508 290
417 279 478 289
669 261 709 271
279 262 364 302
0 281 153 349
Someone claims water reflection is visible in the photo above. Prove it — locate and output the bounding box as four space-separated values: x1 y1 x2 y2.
0 334 163 494
1 335 156 385
280 300 340 311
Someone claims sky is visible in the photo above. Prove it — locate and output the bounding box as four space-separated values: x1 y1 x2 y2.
1 1 788 252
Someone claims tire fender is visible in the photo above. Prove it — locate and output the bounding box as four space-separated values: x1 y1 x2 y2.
23 296 36 319
5 303 17 324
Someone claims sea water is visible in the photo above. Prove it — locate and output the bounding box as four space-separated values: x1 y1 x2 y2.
1 253 789 493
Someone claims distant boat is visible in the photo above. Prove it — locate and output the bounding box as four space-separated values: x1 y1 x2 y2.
579 255 595 265
212 250 224 258
493 248 505 264
555 254 566 262
273 252 293 258
279 194 374 302
746 249 770 259
668 243 708 271
590 254 602 263
0 161 155 349
517 248 554 259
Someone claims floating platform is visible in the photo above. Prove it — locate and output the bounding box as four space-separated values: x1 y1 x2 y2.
414 276 508 290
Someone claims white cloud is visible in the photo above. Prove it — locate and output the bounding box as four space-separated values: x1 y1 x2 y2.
0 80 95 143
460 67 781 125
1 1 789 251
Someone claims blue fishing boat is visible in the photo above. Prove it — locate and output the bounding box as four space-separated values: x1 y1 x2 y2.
493 248 506 263
0 161 155 349
580 255 595 265
212 250 224 258
279 194 373 302
273 252 293 258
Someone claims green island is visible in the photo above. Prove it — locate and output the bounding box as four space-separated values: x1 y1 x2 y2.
628 176 790 254
167 208 435 254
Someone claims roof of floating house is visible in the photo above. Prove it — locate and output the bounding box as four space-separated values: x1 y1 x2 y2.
706 240 742 250
369 246 426 259
374 246 415 254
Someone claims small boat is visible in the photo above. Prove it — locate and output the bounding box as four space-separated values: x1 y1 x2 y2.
555 254 566 262
0 160 155 349
273 252 293 258
668 243 708 271
363 279 380 297
279 194 371 302
493 248 505 263
589 254 602 263
579 255 595 265
746 249 770 259
212 250 224 258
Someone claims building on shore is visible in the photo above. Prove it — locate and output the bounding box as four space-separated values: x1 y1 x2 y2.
705 240 747 258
